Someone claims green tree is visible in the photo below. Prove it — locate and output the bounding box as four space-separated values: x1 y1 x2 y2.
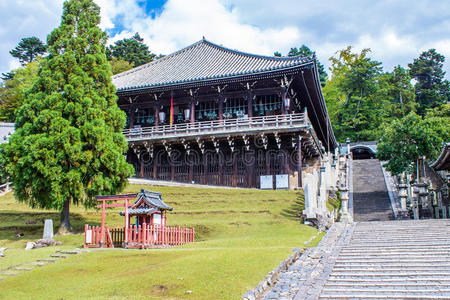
288 45 327 86
324 47 383 142
373 65 416 119
0 60 40 122
408 49 450 114
108 33 155 67
0 0 134 232
109 58 134 75
10 37 47 65
377 112 450 175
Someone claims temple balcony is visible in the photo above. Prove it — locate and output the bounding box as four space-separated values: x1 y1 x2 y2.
123 112 323 156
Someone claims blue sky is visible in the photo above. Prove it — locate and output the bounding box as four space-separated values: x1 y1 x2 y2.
1 0 449 80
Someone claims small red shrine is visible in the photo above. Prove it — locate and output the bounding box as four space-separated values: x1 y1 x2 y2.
84 189 194 248
120 189 173 227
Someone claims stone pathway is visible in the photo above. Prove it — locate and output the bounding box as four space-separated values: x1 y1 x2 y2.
263 222 355 300
0 249 81 280
262 219 450 299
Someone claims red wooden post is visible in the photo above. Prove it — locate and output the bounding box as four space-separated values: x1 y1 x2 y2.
193 227 195 243
84 224 88 246
125 198 129 246
100 199 106 247
143 223 147 246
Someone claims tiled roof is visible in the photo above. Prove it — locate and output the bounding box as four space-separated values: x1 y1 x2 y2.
137 189 173 211
112 38 314 91
119 207 158 215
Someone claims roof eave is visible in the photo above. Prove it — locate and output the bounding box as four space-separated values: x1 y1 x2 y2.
115 62 314 96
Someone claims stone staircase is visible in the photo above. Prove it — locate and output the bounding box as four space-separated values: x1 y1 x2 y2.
319 219 450 299
352 159 394 221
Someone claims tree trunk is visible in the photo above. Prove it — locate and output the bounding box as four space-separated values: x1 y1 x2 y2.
59 199 72 233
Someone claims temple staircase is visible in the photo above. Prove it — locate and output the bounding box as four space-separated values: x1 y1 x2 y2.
352 159 394 221
319 219 450 299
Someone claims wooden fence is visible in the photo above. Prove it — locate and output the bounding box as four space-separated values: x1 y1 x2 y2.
84 224 195 248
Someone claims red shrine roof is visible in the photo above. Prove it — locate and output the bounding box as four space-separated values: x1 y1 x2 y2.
112 38 314 92
119 189 173 215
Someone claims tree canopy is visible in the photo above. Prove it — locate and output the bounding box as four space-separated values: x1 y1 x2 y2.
0 0 134 231
288 45 328 86
377 112 450 175
0 60 40 122
408 49 450 115
107 33 155 67
10 37 47 65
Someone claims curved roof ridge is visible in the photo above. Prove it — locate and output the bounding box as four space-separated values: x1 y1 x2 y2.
201 39 310 62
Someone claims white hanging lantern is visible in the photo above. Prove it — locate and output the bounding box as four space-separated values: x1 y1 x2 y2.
184 108 191 120
159 111 166 123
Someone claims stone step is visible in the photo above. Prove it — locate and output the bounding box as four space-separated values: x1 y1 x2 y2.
1 271 19 276
338 252 450 257
50 254 67 258
320 292 450 299
322 287 450 293
336 256 450 264
339 252 450 261
37 259 58 262
59 250 80 255
333 267 450 272
325 280 450 286
334 262 450 267
324 283 450 289
13 267 32 271
30 262 47 266
329 272 450 278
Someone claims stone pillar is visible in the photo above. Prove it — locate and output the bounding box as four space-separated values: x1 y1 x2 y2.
318 166 327 215
339 186 352 222
398 183 408 211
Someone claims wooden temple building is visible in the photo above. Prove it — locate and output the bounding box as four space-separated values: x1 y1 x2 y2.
113 39 337 188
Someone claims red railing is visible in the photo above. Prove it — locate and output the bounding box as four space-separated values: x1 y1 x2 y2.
84 224 195 248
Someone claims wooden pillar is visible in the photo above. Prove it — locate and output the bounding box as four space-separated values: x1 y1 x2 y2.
100 199 106 247
218 95 224 121
190 100 195 123
233 152 238 187
153 152 157 180
154 106 159 128
128 109 135 129
297 136 302 187
170 157 175 181
189 162 193 183
266 150 271 175
281 91 287 115
247 91 253 118
284 147 290 175
247 149 255 188
139 153 144 178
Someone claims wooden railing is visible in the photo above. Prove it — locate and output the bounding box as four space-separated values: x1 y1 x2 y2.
84 224 195 249
123 113 308 141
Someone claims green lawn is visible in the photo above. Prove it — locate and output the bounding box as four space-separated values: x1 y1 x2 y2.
0 185 323 299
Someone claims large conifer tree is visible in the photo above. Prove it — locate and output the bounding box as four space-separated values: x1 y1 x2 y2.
0 0 134 231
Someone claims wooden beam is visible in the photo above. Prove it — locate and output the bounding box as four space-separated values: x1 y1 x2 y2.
96 194 138 201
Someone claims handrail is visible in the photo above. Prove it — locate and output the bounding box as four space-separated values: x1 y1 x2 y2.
123 113 307 140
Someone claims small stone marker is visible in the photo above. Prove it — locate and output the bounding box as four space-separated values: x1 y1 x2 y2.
43 219 54 239
25 242 35 250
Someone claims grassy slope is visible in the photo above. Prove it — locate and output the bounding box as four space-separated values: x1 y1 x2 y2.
0 185 321 299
